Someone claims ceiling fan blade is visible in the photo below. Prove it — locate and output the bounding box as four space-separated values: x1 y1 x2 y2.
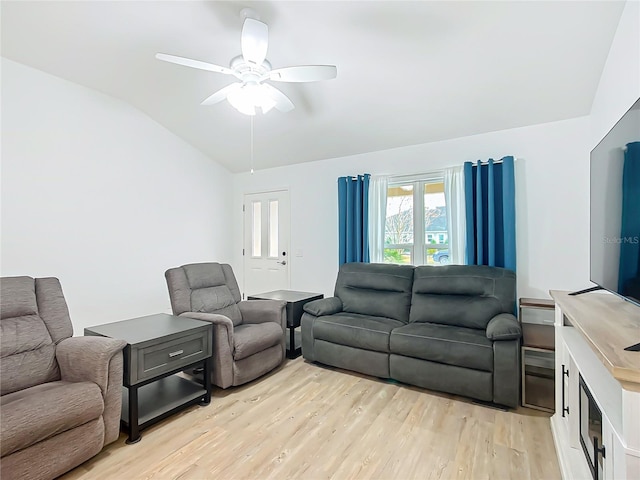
263 84 294 112
156 53 234 75
241 18 268 65
269 65 337 83
201 83 242 106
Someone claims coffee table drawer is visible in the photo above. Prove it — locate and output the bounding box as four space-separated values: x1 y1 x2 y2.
137 332 209 382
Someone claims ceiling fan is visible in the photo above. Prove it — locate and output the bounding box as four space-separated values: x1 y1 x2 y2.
156 11 337 115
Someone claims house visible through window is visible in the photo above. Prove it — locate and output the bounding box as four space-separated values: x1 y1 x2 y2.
384 178 449 265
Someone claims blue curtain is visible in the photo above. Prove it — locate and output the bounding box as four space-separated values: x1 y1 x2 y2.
618 142 640 295
463 156 516 271
338 174 370 265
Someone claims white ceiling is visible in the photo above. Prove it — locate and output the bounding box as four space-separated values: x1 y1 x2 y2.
1 1 625 173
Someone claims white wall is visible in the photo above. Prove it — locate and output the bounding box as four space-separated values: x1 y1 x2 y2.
1 59 233 333
232 116 590 300
590 0 640 147
232 1 640 303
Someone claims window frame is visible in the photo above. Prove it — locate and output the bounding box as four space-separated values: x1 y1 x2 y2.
385 172 447 266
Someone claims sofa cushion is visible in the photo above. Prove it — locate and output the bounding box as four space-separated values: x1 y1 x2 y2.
335 263 414 323
409 265 516 329
390 322 494 372
0 381 104 457
1 276 62 395
233 322 283 361
313 313 404 352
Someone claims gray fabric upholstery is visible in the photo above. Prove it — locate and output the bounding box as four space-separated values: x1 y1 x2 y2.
335 263 414 322
301 263 521 408
313 313 403 352
303 297 343 317
166 263 286 389
390 354 493 402
233 322 283 360
390 323 493 372
1 381 103 457
410 265 516 329
493 340 521 407
486 313 521 340
2 419 104 480
314 340 390 378
0 276 126 480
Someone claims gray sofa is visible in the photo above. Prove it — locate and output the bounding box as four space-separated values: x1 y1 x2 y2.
301 263 521 407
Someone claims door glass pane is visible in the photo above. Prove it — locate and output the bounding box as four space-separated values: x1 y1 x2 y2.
252 201 262 257
424 182 448 265
269 200 278 258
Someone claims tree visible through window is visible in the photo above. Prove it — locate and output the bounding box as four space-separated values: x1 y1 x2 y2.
384 180 449 265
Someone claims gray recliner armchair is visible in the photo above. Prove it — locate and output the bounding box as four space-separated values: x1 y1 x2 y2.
165 262 286 389
0 276 126 480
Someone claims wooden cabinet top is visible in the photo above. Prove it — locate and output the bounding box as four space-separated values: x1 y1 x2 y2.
550 290 640 391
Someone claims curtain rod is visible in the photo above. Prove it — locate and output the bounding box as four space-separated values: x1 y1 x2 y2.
468 158 512 166
388 170 444 183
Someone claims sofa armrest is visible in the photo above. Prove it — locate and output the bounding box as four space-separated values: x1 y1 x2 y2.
239 300 286 329
56 336 127 445
486 313 521 341
57 336 126 393
303 297 343 317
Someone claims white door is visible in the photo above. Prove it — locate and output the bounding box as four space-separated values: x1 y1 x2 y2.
243 190 290 297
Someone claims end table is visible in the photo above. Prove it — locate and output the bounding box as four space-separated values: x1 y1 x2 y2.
85 313 213 444
248 290 323 359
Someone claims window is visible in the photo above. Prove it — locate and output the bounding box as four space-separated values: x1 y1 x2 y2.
384 178 448 265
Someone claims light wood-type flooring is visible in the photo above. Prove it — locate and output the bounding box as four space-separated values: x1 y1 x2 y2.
62 357 561 480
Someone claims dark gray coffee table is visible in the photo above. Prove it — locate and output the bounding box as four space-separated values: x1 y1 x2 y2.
247 290 323 359
85 313 213 444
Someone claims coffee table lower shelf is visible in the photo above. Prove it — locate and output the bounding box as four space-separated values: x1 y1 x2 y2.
121 375 207 440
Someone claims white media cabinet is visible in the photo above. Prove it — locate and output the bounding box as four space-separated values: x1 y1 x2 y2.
550 290 640 480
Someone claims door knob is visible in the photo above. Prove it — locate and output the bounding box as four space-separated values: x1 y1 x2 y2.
277 260 287 265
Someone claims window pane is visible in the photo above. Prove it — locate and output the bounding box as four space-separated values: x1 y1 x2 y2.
384 248 412 264
269 200 278 258
424 182 448 265
252 201 261 257
385 184 414 245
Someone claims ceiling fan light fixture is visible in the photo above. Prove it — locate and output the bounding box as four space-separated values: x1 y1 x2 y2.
227 83 276 116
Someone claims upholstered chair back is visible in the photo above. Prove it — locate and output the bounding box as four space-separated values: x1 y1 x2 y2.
410 265 516 330
165 263 243 326
334 263 415 323
0 276 73 395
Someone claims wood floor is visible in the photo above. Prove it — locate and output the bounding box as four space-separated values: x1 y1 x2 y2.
62 358 561 480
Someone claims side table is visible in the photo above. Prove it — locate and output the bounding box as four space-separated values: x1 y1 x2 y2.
248 290 323 359
85 313 213 444
519 297 555 412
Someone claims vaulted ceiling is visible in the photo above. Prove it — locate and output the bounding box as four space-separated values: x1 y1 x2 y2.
1 1 625 173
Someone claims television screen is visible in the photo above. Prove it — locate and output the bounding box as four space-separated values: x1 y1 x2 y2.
590 97 640 305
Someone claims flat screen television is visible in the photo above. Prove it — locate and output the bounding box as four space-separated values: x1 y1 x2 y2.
589 97 640 308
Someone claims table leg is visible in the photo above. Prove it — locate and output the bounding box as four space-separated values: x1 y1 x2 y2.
126 386 141 444
200 356 212 406
288 326 297 359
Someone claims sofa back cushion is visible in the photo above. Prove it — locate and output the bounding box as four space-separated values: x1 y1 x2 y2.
335 263 414 323
410 265 516 330
166 263 243 326
1 277 73 395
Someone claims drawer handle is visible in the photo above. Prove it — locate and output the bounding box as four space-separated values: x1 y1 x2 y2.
169 350 184 358
562 364 570 417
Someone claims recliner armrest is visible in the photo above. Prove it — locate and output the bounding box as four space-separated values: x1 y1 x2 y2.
57 336 127 395
486 313 521 341
179 311 235 345
303 297 343 316
239 300 286 328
